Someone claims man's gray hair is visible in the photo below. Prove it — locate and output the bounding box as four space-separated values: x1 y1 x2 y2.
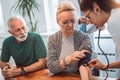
7 15 27 31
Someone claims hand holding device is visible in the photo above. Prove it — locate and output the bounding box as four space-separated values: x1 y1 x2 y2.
78 52 91 67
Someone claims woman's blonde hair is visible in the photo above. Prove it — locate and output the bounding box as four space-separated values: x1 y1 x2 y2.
57 1 76 19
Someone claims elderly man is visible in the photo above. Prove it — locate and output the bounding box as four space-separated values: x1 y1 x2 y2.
0 15 47 79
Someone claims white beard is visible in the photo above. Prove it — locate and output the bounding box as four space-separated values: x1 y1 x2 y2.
14 32 28 42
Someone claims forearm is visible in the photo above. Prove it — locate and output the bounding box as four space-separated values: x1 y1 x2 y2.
47 58 65 73
107 61 120 69
47 54 63 73
22 58 46 73
47 55 73 73
79 65 92 80
0 61 9 69
60 56 72 69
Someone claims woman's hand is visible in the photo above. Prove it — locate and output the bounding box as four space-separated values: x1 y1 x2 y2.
79 16 90 24
88 58 107 70
65 50 89 65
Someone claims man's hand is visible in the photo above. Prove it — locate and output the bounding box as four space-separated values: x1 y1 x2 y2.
2 64 21 78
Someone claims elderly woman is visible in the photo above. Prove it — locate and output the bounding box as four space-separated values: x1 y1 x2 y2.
47 1 92 80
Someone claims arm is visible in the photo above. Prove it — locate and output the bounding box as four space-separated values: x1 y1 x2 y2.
22 58 46 73
76 31 92 53
47 49 87 74
108 61 120 68
1 33 47 78
47 35 64 73
0 61 8 69
88 58 106 70
23 33 47 73
22 33 47 73
47 37 87 73
47 32 92 73
89 58 120 69
79 65 92 80
1 58 46 78
47 35 87 73
1 61 21 78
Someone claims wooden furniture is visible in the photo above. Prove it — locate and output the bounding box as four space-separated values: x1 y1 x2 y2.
15 69 117 80
16 69 80 80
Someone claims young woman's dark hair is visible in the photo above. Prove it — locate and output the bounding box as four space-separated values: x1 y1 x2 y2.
80 0 120 13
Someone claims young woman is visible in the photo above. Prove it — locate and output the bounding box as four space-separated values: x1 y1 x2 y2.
80 0 120 74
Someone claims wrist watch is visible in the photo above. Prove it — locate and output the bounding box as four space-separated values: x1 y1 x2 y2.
21 67 26 75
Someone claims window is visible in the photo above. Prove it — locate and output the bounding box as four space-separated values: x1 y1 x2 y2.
43 0 81 34
43 0 59 35
0 2 6 35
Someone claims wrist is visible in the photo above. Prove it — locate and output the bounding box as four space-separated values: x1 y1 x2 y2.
65 56 72 65
101 64 108 70
11 68 21 77
63 57 69 68
20 67 26 75
17 68 22 76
